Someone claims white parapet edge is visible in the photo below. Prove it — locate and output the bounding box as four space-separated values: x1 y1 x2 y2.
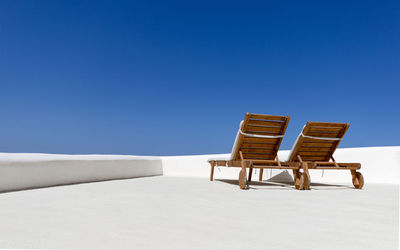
161 146 400 184
0 153 163 192
0 146 398 192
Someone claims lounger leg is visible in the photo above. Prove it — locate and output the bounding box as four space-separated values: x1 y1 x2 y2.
259 168 264 181
238 163 248 189
248 167 253 182
302 162 311 190
210 162 215 181
293 169 301 189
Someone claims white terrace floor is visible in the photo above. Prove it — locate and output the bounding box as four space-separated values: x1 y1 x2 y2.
0 176 398 250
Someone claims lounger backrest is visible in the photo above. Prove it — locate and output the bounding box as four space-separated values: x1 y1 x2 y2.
287 122 349 162
231 113 290 161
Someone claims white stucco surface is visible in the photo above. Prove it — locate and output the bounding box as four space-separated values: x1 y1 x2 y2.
0 146 398 192
162 146 400 184
0 177 397 249
0 153 163 192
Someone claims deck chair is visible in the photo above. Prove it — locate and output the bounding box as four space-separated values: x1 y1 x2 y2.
287 122 363 190
208 113 303 190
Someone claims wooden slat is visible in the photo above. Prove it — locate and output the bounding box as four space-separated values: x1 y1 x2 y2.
299 147 332 152
303 138 338 143
314 162 360 167
240 148 276 154
249 159 278 163
242 137 279 143
302 142 334 147
307 122 348 128
247 119 285 127
243 157 276 160
252 160 300 166
241 143 276 148
244 130 282 135
243 152 275 156
216 164 300 169
308 126 345 133
310 166 360 170
306 132 341 138
247 114 288 121
299 151 331 156
337 163 361 168
300 156 329 160
312 162 355 166
242 153 275 159
246 125 283 133
307 130 341 135
250 165 299 169
212 161 229 166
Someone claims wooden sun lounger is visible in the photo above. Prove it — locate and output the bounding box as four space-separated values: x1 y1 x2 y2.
208 113 305 190
287 122 364 190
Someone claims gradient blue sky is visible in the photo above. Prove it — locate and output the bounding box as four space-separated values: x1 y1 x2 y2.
0 0 399 155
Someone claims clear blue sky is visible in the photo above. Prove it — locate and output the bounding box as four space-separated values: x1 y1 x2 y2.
0 0 399 155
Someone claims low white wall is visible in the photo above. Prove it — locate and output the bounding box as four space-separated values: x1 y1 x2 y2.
161 146 400 184
0 153 163 192
0 147 398 192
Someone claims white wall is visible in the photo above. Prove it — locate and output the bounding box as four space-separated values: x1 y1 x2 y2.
0 153 163 192
161 146 400 184
0 146 398 192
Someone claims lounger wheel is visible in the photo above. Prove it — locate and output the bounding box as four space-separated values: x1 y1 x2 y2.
352 172 364 189
239 169 247 190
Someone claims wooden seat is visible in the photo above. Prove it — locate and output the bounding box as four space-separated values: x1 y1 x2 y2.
287 122 363 190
